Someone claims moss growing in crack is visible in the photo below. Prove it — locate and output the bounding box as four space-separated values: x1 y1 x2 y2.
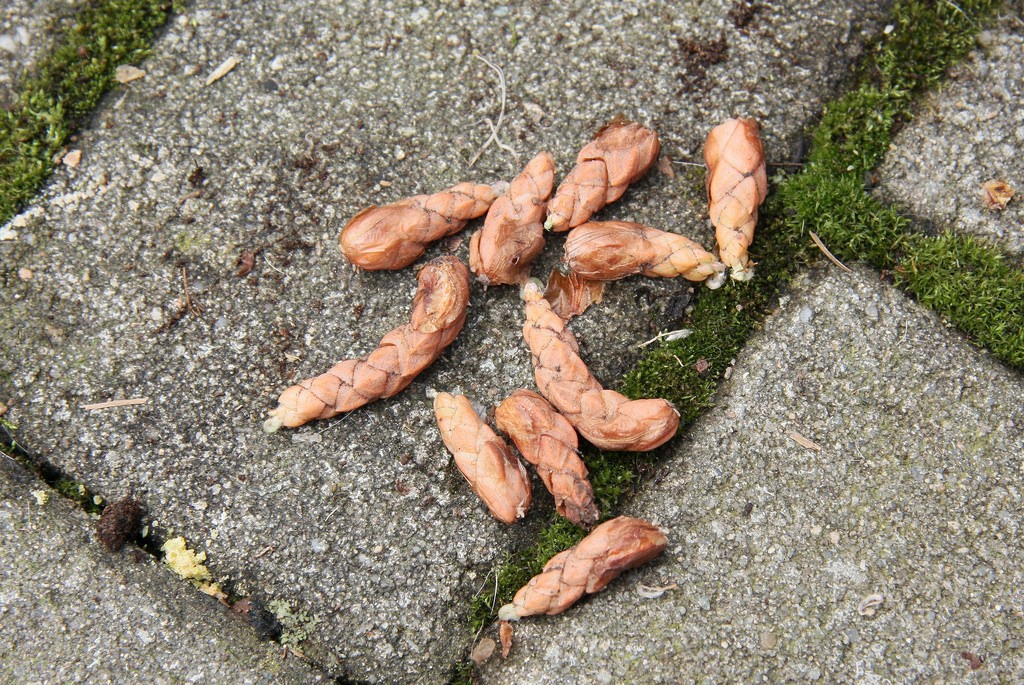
621 189 808 417
813 0 1002 178
777 0 1022 369
896 232 1024 368
2 418 104 514
776 172 908 269
465 517 580 637
0 0 176 224
54 477 103 515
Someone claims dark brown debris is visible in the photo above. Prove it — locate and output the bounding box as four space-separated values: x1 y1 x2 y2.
95 496 144 552
729 1 765 31
676 34 728 94
961 651 983 671
231 598 283 641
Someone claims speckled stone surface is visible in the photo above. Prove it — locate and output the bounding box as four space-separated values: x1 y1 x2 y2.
0 0 82 108
481 266 1024 684
0 0 894 682
876 8 1024 256
0 458 327 684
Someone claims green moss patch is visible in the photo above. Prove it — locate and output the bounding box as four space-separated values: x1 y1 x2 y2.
0 0 176 224
896 232 1024 367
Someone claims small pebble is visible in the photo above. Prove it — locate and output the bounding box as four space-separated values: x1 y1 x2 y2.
17 267 33 280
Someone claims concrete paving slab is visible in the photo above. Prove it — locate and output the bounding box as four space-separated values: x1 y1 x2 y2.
0 458 326 684
877 9 1024 256
0 0 82 108
0 0 889 681
482 265 1024 684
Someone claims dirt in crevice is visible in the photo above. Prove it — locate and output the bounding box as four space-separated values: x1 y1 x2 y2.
675 33 729 95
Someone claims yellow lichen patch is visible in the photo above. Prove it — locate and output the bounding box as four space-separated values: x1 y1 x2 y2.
31 489 50 506
161 536 213 582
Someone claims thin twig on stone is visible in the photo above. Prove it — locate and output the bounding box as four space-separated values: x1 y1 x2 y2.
81 398 148 410
809 230 853 273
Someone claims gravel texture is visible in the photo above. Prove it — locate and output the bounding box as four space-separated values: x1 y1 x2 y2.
482 266 1024 684
876 9 1024 256
0 0 892 682
0 458 326 684
0 0 82 107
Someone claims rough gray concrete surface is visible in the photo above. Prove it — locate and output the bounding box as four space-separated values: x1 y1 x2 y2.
482 266 1024 684
0 0 83 108
0 458 326 684
0 0 897 682
877 9 1024 257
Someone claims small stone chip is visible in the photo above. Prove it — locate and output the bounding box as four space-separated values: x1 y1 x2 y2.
857 592 885 616
115 65 146 83
62 149 82 168
470 637 496 666
17 267 32 280
205 56 240 86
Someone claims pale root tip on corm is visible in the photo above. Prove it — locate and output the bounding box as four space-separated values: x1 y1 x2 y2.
497 603 521 621
520 278 545 302
263 415 284 434
730 265 755 282
706 270 727 290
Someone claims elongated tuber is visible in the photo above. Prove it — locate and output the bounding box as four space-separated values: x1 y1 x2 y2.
704 118 767 281
498 516 667 619
340 182 501 270
264 256 469 431
434 392 532 524
563 220 725 285
494 389 600 528
469 151 555 285
521 280 679 451
545 119 660 232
